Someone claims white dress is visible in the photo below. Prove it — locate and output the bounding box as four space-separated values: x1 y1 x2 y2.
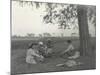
67 44 80 59
26 49 41 64
64 44 75 53
64 44 80 59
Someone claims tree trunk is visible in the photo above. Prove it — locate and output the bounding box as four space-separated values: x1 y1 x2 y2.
77 5 90 56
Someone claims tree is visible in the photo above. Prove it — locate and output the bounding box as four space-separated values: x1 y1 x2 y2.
61 33 64 37
77 6 89 56
77 5 96 56
42 3 95 56
43 33 51 37
38 34 43 38
12 0 96 56
27 33 35 37
71 33 77 37
12 35 18 38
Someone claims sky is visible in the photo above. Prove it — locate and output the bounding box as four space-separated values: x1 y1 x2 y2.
12 1 96 37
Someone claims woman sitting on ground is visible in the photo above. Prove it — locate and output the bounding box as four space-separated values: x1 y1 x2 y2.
26 43 44 64
56 40 81 67
61 40 80 59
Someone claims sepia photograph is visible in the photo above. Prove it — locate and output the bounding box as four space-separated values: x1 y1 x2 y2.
11 0 96 75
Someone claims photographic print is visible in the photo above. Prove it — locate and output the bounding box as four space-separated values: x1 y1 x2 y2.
11 0 96 75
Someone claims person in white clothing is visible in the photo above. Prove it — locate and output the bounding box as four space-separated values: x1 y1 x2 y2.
26 43 44 64
56 40 81 67
61 40 80 59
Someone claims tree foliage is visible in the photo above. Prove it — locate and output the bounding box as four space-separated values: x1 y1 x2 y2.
12 0 96 29
43 3 78 29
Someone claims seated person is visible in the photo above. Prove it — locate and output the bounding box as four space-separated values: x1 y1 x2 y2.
38 41 47 57
26 43 44 64
61 40 80 59
45 39 53 56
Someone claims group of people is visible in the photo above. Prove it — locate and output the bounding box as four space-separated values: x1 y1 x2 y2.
26 39 80 67
26 39 53 64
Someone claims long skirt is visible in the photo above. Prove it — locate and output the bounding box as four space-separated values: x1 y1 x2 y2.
26 56 37 64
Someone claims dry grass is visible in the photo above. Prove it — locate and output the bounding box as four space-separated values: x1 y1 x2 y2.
11 37 96 75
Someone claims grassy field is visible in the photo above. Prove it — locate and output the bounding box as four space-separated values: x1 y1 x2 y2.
11 37 96 75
